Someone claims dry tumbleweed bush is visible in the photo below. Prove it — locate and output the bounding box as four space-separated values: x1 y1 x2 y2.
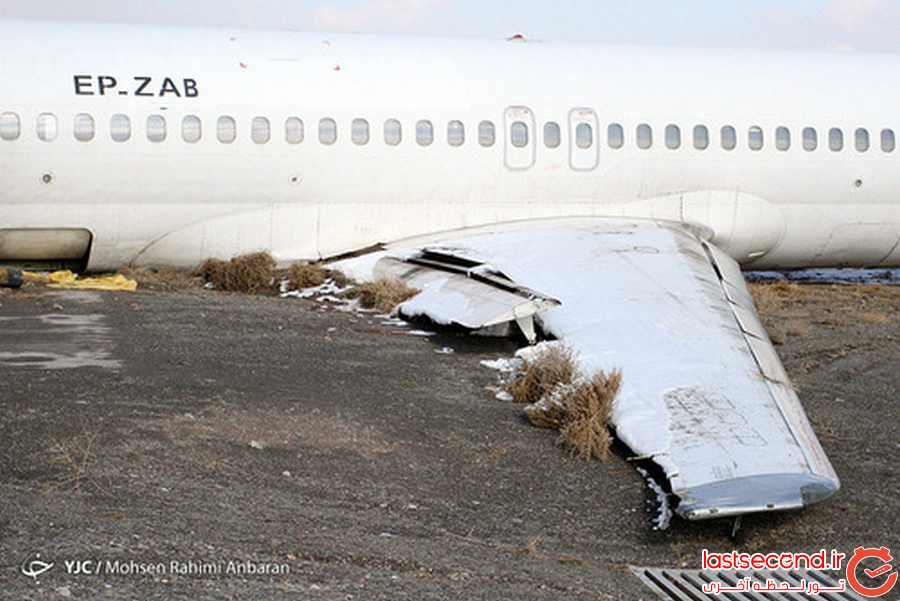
198 252 278 294
350 278 419 313
505 344 621 462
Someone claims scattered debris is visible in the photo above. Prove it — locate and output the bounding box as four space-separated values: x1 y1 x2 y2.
249 440 265 450
0 267 23 288
349 278 419 313
636 467 673 530
198 252 277 294
23 270 137 292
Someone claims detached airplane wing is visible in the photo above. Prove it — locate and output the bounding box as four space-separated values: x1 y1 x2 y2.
340 218 839 521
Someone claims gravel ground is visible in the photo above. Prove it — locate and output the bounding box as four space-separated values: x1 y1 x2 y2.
0 281 897 600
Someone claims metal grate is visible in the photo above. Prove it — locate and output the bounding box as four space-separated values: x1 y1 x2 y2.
631 566 865 601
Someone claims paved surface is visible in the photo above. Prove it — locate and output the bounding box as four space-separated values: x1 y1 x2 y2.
0 283 897 600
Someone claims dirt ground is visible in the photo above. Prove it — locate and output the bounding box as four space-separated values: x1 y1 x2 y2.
0 279 897 600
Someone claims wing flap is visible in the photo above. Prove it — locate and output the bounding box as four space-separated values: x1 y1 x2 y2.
372 256 559 342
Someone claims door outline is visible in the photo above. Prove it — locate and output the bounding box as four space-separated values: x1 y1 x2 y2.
568 107 599 171
504 106 536 171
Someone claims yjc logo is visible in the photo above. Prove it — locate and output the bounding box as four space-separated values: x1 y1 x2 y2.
847 546 898 598
20 553 54 581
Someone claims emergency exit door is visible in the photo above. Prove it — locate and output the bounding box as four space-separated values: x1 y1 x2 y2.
504 106 535 171
569 107 599 171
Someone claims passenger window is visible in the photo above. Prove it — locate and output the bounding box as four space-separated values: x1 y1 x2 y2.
665 124 681 149
882 129 896 153
319 118 337 145
416 120 433 146
110 114 131 142
36 113 58 142
0 112 20 141
829 128 844 151
252 117 271 144
182 115 202 143
478 120 495 147
636 124 652 149
543 122 561 148
855 128 870 152
693 125 708 150
147 115 167 143
74 113 95 142
285 117 304 144
748 126 764 151
217 116 236 144
510 121 529 148
776 127 790 151
575 123 593 149
721 125 736 150
803 127 818 151
384 119 402 146
352 118 369 145
608 123 624 149
448 120 465 146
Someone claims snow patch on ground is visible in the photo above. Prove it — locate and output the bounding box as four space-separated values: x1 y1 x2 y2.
406 330 435 337
480 357 522 372
747 268 900 285
381 318 408 327
514 341 567 364
482 341 568 373
281 279 355 301
280 278 381 315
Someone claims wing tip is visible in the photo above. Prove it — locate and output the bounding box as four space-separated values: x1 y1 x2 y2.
675 473 840 521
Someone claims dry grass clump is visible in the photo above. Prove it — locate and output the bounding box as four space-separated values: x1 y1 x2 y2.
504 345 578 404
285 263 354 290
287 262 328 289
197 252 277 294
350 278 419 313
49 430 103 491
750 280 805 313
503 343 620 462
524 370 621 462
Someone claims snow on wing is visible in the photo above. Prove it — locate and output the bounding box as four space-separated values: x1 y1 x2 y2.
354 218 840 520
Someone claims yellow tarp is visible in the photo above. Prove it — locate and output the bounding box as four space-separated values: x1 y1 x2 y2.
22 270 138 292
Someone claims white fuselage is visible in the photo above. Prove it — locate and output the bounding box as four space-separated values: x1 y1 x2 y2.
1 20 899 271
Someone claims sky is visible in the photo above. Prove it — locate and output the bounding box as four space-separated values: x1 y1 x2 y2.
3 0 900 52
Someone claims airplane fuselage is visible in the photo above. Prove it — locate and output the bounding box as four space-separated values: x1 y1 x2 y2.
1 20 899 271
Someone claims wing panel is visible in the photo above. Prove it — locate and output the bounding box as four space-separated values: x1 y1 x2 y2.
340 218 839 521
